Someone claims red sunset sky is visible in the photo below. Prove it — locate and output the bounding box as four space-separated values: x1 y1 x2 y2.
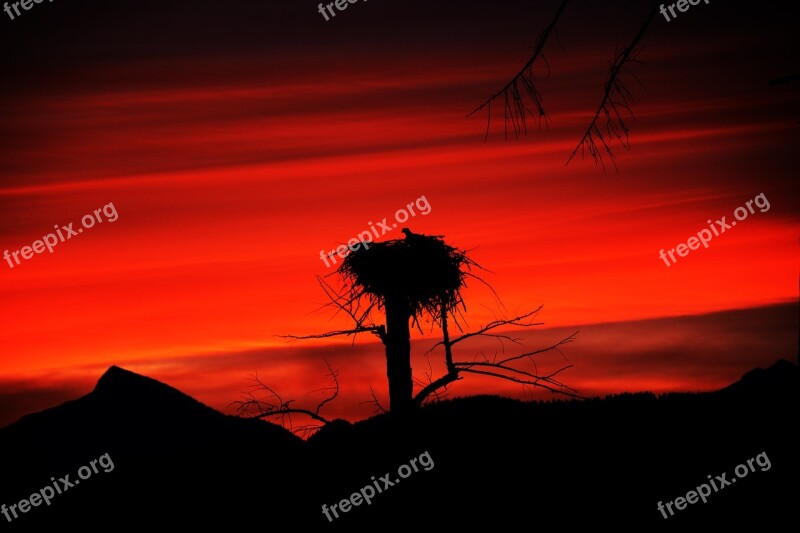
1 0 797 428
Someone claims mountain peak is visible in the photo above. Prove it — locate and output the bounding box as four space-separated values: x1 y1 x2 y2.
90 365 217 419
721 358 798 395
94 365 172 395
95 365 139 387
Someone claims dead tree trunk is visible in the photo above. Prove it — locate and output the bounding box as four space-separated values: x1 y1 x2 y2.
383 292 413 414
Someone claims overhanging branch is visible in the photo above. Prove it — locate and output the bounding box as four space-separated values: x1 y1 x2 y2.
567 2 658 171
468 0 572 140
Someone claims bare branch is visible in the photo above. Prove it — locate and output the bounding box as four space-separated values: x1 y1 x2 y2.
468 0 572 140
359 386 388 415
456 366 582 398
431 306 544 350
491 331 577 367
567 3 659 171
280 325 385 342
415 301 581 405
314 359 340 415
231 363 340 436
281 274 387 343
414 303 461 406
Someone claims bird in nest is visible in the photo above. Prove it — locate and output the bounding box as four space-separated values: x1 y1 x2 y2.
402 228 444 242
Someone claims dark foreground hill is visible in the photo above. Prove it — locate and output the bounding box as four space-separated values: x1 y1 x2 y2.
0 361 796 530
0 366 307 529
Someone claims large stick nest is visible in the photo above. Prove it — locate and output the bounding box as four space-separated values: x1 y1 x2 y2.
337 232 475 318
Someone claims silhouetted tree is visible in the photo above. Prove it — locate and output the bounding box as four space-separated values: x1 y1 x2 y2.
330 228 473 414
271 230 580 419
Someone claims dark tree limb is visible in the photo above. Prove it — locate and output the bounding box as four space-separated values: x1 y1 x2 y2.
281 275 387 343
315 275 382 341
280 325 385 342
566 3 659 171
456 366 580 398
413 304 461 406
469 1 662 170
468 0 573 140
415 304 580 406
431 306 544 350
360 386 388 416
231 360 339 436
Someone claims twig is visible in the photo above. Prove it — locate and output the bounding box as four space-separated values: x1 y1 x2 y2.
468 0 573 140
567 2 658 171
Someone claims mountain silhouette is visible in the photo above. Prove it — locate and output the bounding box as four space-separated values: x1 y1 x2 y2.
719 359 798 397
1 361 796 530
0 366 305 529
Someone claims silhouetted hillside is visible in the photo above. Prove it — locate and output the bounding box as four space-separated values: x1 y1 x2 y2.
0 366 305 529
719 359 798 397
0 361 796 530
306 360 798 529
